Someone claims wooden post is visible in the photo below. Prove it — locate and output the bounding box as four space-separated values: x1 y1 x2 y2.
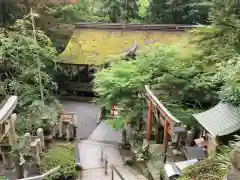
24 133 31 146
146 100 152 142
36 138 42 154
37 128 45 150
163 120 170 163
58 121 63 138
64 123 70 141
72 113 78 127
9 113 17 146
52 125 57 138
31 141 40 166
69 124 74 139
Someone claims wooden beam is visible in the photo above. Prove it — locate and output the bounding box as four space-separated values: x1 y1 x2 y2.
0 96 17 124
145 85 180 125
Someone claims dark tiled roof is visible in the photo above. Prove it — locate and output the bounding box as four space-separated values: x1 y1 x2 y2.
193 102 240 136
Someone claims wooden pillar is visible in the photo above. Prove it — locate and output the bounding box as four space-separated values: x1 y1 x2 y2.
31 141 40 166
163 120 170 163
146 100 152 142
36 138 42 154
52 125 57 138
69 124 74 139
37 128 45 150
64 123 70 141
9 113 17 146
58 121 63 138
24 133 31 146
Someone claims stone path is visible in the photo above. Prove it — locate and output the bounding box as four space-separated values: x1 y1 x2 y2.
64 101 147 180
89 121 122 143
82 166 148 180
62 100 101 139
77 139 124 169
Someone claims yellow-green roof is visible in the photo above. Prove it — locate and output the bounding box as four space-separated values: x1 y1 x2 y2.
59 29 187 65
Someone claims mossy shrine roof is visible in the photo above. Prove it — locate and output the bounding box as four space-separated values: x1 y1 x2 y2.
58 23 193 65
193 102 240 137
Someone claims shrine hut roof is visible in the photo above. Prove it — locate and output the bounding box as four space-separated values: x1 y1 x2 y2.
193 102 240 137
58 25 188 65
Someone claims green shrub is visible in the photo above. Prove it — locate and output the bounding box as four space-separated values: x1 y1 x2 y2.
40 143 77 180
0 177 8 180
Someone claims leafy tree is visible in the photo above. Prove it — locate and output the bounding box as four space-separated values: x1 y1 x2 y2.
147 0 171 23
190 0 240 106
94 44 216 127
102 0 139 23
147 0 211 24
94 59 149 127
0 17 61 134
121 0 140 22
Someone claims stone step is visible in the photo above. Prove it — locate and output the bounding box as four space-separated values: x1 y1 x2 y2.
80 166 148 180
116 166 148 180
81 168 111 180
76 140 124 169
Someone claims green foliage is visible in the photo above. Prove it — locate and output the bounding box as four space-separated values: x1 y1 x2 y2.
146 0 211 24
0 177 7 180
0 18 61 134
139 0 149 18
94 44 213 127
178 158 226 180
106 117 125 130
190 0 240 106
40 143 77 180
102 0 139 23
94 58 150 126
178 145 234 180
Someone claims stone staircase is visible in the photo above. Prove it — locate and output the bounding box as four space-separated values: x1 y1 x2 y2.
77 121 148 180
81 166 148 180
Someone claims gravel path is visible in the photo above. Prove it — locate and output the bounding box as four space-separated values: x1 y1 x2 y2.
62 100 101 139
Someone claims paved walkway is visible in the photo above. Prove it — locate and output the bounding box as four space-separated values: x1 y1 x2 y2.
89 121 122 143
62 100 101 139
63 101 147 180
82 166 148 180
77 139 124 169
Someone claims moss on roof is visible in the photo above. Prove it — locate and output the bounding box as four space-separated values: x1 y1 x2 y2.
59 29 187 65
